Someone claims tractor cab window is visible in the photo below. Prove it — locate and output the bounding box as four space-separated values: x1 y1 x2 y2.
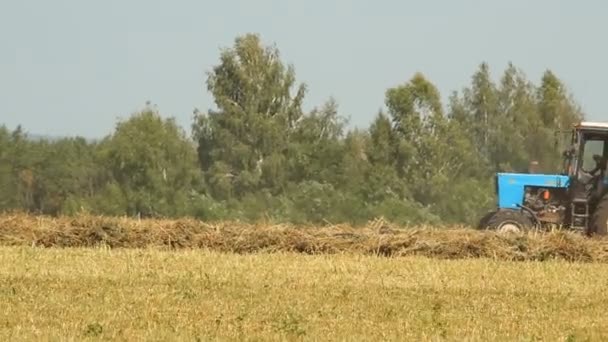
581 138 606 174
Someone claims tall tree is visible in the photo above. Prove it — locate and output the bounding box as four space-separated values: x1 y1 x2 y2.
384 72 490 221
464 63 499 164
193 33 307 199
491 63 536 172
385 73 439 181
538 70 584 130
535 70 585 172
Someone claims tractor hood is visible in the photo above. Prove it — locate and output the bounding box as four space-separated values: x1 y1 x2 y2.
496 173 608 210
496 173 570 209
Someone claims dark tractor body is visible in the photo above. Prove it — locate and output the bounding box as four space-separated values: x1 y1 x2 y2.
479 122 608 236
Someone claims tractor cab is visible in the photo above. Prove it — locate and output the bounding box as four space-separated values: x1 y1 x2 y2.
564 122 608 231
565 122 608 187
479 121 608 236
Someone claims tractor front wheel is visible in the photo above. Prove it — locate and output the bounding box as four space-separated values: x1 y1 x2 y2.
589 194 608 236
482 210 533 234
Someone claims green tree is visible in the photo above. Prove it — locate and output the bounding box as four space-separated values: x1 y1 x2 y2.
383 72 491 222
35 137 99 215
0 126 16 210
459 62 499 166
491 63 536 172
535 70 585 172
100 105 202 217
286 98 347 186
193 33 307 199
8 127 43 212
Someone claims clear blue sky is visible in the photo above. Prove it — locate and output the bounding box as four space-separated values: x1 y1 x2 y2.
1 0 606 139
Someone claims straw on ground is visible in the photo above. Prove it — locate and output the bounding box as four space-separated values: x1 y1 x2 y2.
1 213 608 262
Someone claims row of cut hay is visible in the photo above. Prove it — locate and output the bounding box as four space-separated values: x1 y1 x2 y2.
1 214 608 262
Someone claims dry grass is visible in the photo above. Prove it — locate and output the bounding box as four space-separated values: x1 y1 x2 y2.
1 246 608 340
2 214 608 340
2 213 608 262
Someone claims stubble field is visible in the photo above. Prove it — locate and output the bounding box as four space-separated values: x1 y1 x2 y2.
1 214 608 340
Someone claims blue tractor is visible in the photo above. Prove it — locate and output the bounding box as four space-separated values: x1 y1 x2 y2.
478 121 608 236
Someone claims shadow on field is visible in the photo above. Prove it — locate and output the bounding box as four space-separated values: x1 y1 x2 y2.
1 214 608 262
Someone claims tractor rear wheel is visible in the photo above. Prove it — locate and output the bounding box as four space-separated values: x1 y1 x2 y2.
483 209 533 234
589 194 608 236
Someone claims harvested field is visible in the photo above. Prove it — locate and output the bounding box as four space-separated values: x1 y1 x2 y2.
1 246 608 340
3 214 608 340
1 214 608 262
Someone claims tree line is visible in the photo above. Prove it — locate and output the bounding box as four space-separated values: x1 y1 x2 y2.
0 34 584 226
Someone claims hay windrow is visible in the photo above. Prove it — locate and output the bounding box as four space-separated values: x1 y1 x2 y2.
1 214 608 262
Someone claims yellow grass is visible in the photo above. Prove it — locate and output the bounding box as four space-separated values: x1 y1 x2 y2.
2 214 608 340
1 246 608 341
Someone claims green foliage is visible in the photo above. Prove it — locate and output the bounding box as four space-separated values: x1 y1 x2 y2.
0 34 586 226
192 33 307 199
0 126 16 210
100 105 203 218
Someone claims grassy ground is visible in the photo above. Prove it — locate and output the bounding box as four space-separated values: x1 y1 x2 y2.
1 246 607 341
